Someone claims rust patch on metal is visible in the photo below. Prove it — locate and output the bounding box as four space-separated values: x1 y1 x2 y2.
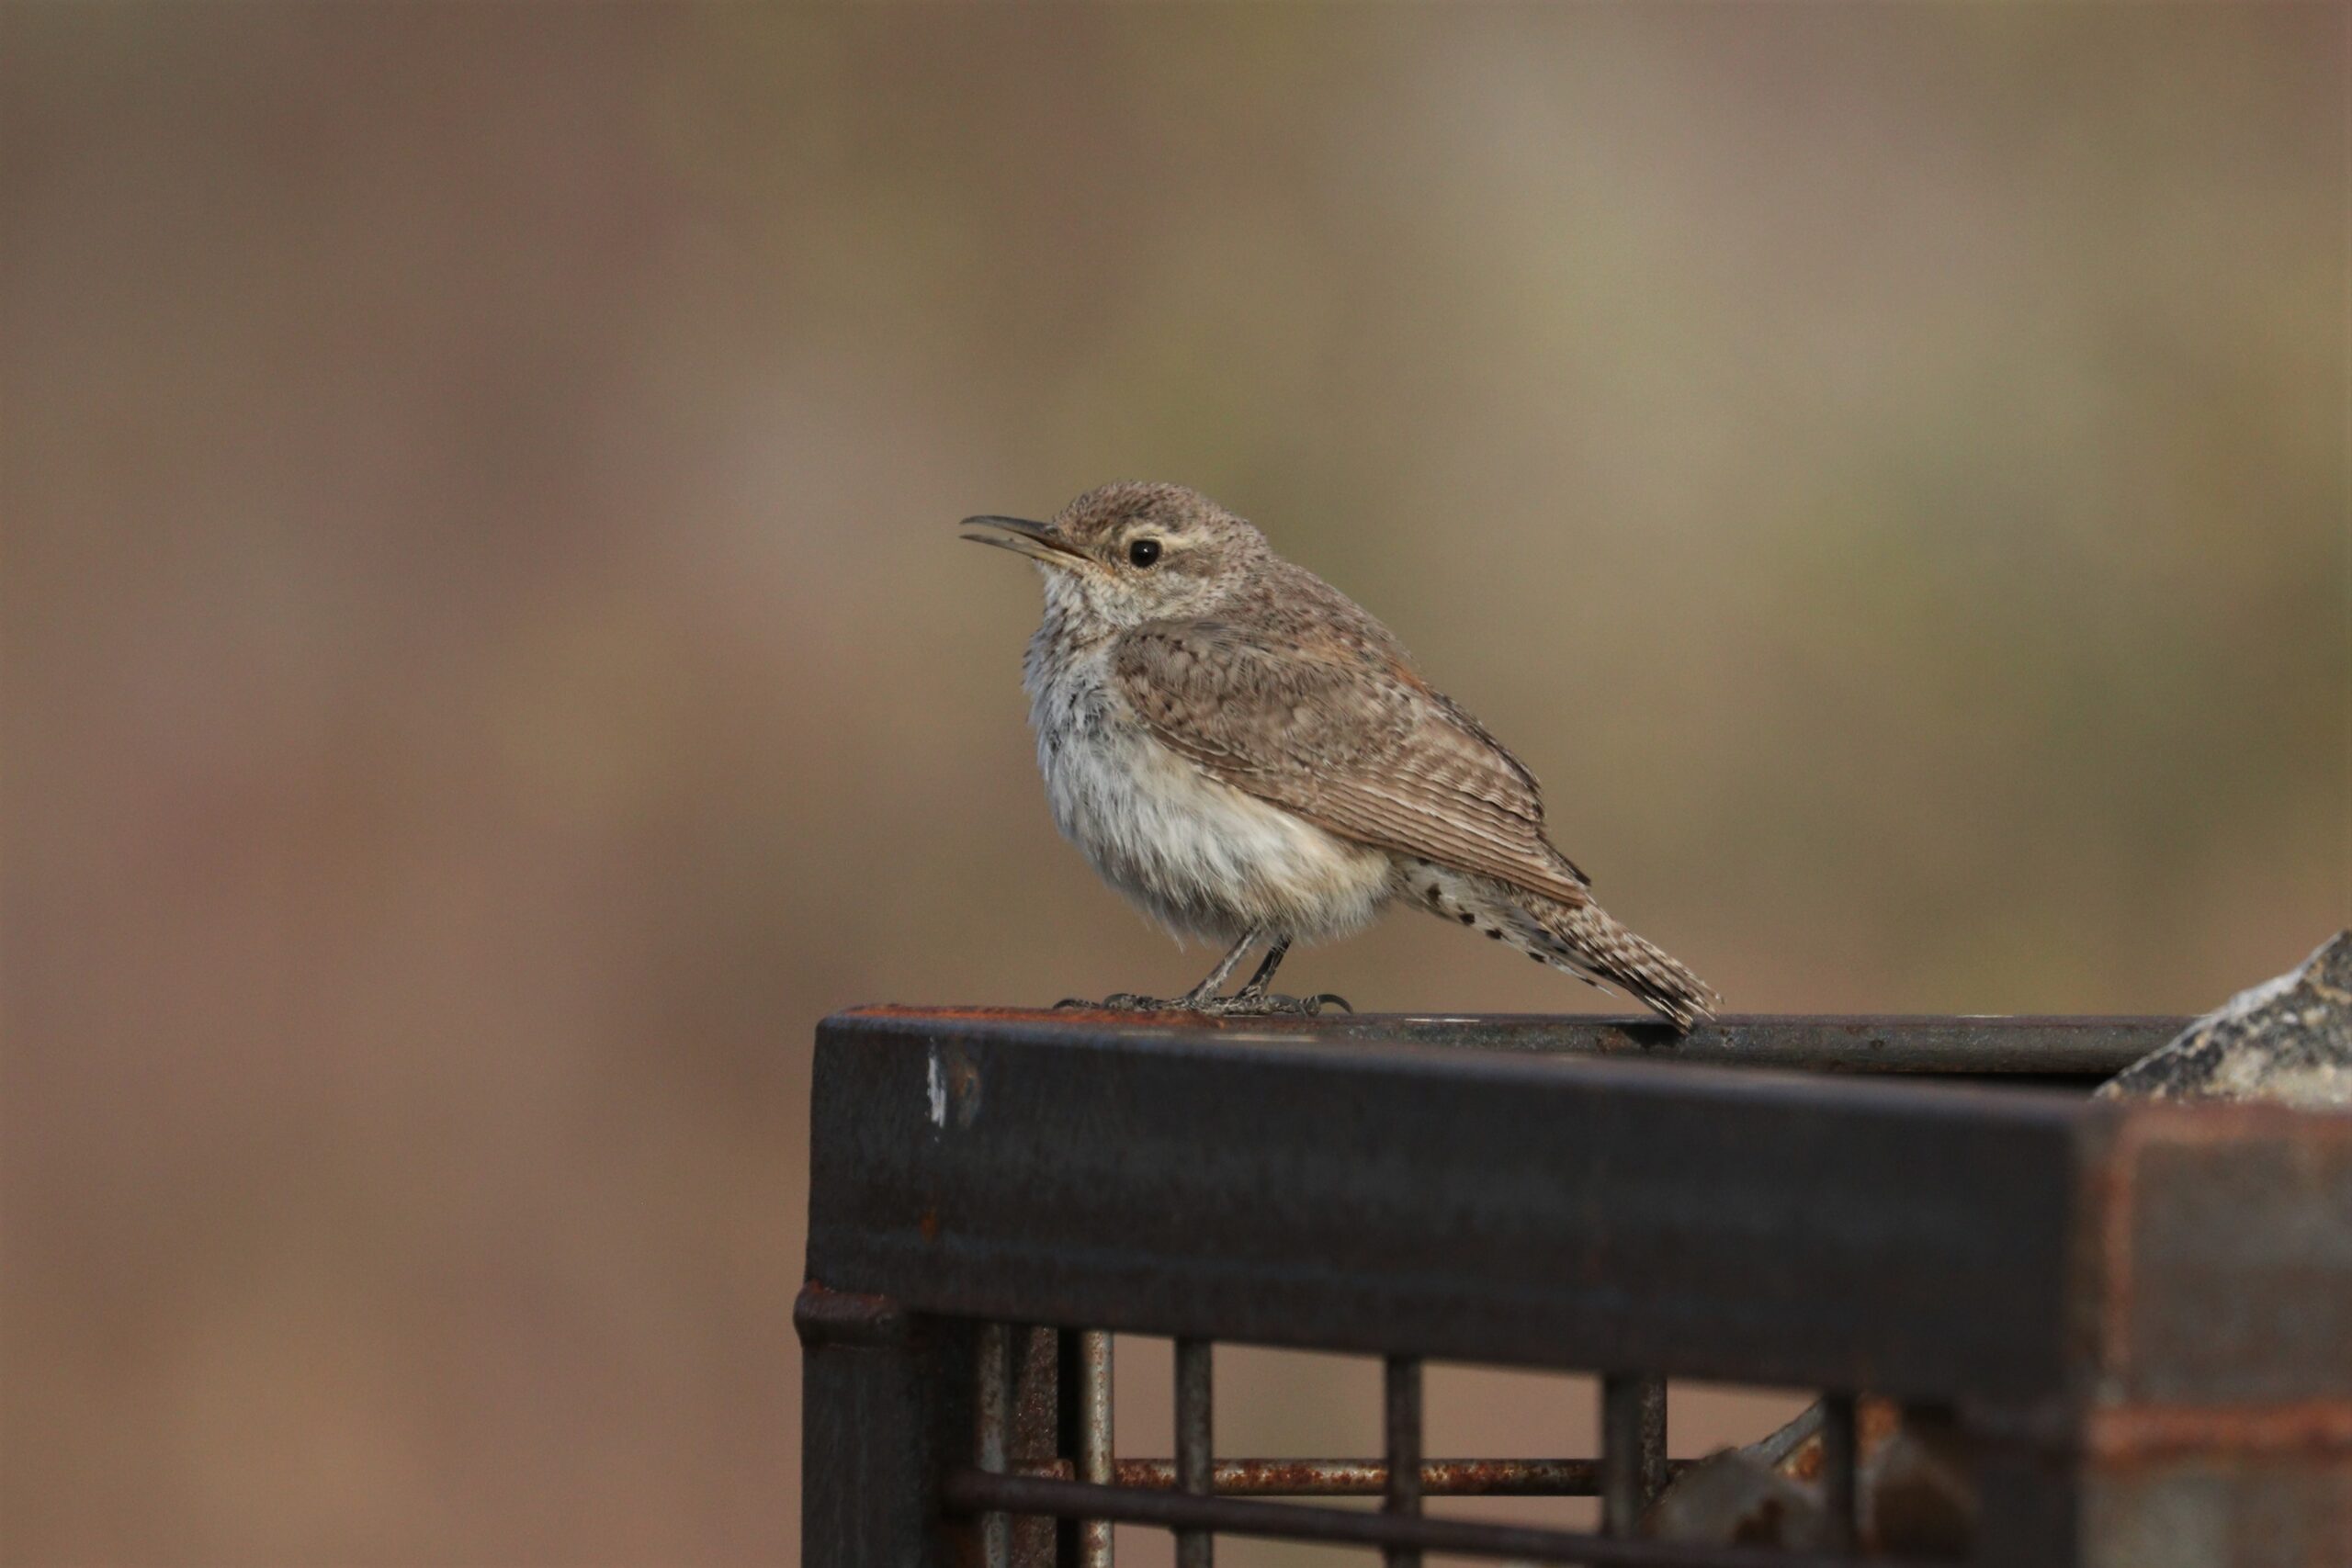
1008 1326 1061 1568
850 1001 1334 1034
1011 1327 1060 1462
2086 1102 2352 1394
791 1281 908 1347
847 1003 1270 1026
1108 1457 1689 1496
1765 1396 1905 1484
2086 1399 2352 1463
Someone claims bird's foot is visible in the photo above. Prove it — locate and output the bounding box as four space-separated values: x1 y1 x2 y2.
1193 990 1353 1017
1053 992 1183 1012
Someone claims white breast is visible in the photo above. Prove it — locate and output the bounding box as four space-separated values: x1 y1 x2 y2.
1024 637 1395 945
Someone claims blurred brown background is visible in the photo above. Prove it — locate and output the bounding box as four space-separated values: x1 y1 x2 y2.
3 5 2344 1565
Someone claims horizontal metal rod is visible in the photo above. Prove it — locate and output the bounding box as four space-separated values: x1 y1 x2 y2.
943 1469 1929 1568
1104 1456 1692 1496
836 1006 2183 1077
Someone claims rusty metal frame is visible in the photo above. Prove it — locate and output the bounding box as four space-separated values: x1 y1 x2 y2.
800 1009 2351 1568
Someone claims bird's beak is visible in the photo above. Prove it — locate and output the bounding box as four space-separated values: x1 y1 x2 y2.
959 515 1093 570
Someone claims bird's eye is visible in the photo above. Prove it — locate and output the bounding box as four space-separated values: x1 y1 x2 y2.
1127 538 1162 569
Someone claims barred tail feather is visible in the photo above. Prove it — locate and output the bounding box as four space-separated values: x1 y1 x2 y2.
1521 893 1719 1031
1399 861 1719 1032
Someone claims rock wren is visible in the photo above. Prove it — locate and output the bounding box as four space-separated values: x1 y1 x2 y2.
963 481 1720 1030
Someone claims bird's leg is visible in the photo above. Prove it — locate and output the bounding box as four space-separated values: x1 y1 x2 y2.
1177 931 1261 1005
1230 936 1291 998
1056 933 1356 1018
1055 932 1258 1013
1195 934 1352 1016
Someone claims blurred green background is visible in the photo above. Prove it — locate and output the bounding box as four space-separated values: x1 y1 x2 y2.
3 5 2343 1565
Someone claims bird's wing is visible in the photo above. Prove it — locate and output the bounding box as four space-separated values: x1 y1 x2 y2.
1112 618 1593 907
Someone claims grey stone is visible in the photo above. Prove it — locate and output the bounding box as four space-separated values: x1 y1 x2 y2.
1645 1444 1828 1549
1647 1395 1977 1553
2098 931 2352 1108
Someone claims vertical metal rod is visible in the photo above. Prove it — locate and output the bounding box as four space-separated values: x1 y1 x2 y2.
1382 1355 1424 1568
1173 1337 1213 1568
1080 1331 1114 1568
1819 1393 1860 1551
977 1322 1013 1568
1636 1377 1668 1511
1012 1326 1060 1568
1600 1373 1666 1536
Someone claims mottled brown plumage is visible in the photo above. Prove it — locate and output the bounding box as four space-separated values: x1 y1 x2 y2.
963 482 1719 1028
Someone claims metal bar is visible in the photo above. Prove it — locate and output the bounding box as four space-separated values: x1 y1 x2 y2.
977 1322 1013 1568
941 1469 1946 1568
1175 1337 1213 1568
809 1014 2098 1400
1078 1332 1114 1568
2083 1104 2352 1405
831 1007 2183 1078
1602 1374 1668 1533
1383 1355 1422 1568
1641 1382 1669 1506
1054 1333 1081 1568
1818 1393 1858 1552
1105 1456 1693 1495
796 1285 944 1568
1012 1326 1060 1568
792 1282 908 1348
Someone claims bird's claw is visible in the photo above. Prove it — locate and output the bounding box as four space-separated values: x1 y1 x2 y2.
1193 990 1353 1017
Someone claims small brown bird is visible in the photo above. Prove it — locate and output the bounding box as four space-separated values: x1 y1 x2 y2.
964 482 1719 1029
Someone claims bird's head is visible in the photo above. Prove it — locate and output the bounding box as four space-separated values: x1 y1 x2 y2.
961 481 1270 632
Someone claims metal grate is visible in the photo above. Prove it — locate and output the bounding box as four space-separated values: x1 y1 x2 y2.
800 1010 2352 1568
942 1343 1776 1568
940 1332 1875 1567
